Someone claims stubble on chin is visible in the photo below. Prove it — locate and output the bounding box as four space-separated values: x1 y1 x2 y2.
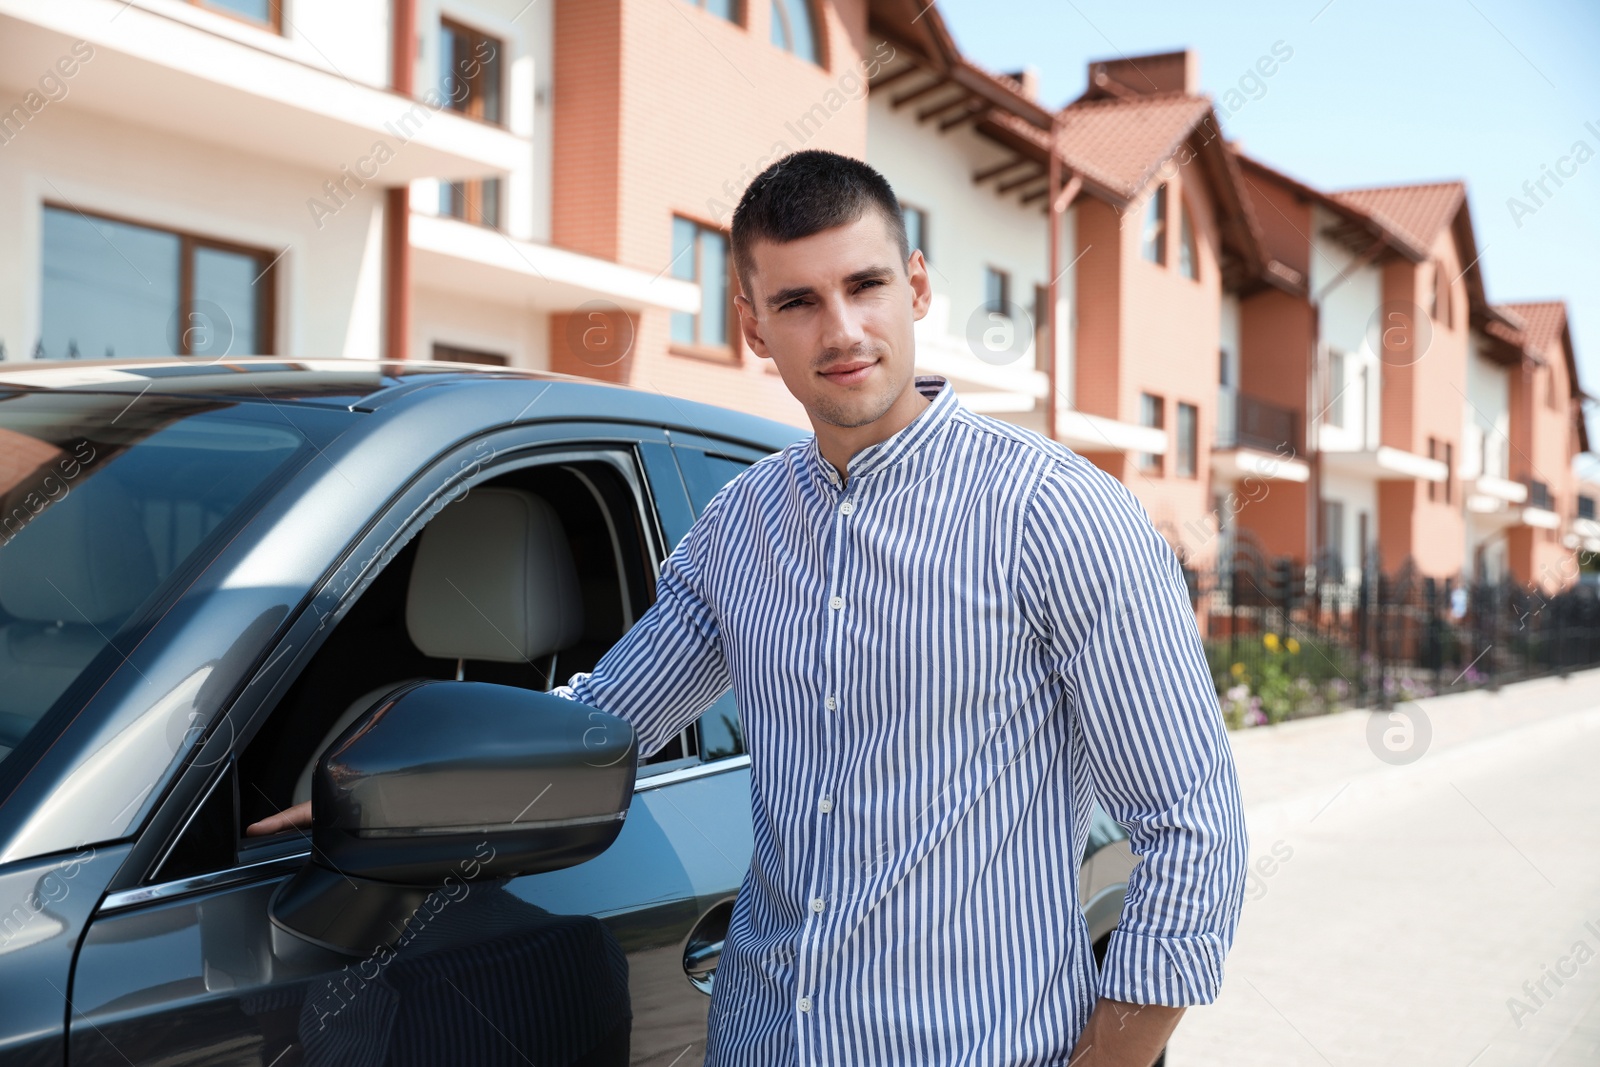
811 384 898 429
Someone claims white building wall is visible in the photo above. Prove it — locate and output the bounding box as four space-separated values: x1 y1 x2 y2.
1311 206 1383 453
0 105 386 361
866 55 1050 409
1463 333 1512 480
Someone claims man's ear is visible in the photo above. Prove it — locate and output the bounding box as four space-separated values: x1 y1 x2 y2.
734 292 773 361
907 249 933 323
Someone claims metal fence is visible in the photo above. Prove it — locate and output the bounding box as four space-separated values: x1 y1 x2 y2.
1188 530 1600 715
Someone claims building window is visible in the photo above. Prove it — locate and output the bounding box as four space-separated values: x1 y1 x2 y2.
1427 437 1438 502
1443 441 1453 504
1432 262 1452 330
1546 366 1561 411
901 203 928 265
770 0 821 64
1137 392 1164 474
1176 402 1198 478
1580 495 1596 521
40 205 275 359
985 267 1010 317
193 0 281 31
671 217 732 352
438 19 504 229
1327 348 1347 428
1178 202 1199 281
1141 184 1167 266
433 343 509 366
683 0 741 22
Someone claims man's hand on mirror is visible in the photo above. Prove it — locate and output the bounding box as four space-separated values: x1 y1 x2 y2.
245 799 312 837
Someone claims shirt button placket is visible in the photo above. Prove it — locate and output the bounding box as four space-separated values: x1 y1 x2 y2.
805 476 854 1036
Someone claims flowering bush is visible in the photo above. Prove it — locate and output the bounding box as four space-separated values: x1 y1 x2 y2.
1213 632 1328 728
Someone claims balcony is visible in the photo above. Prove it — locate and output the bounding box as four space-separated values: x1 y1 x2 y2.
0 0 525 182
1215 389 1299 453
1213 388 1309 482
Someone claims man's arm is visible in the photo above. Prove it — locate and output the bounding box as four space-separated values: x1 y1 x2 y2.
1015 460 1250 1062
546 490 734 755
246 493 734 837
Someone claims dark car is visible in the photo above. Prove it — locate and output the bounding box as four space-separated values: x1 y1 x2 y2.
0 358 1145 1066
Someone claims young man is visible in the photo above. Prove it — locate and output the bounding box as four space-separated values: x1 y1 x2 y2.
553 150 1247 1065
252 149 1249 1066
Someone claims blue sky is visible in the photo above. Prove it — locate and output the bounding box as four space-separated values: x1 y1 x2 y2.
939 0 1600 455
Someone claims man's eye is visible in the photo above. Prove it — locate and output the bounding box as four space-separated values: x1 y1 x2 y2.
858 280 883 291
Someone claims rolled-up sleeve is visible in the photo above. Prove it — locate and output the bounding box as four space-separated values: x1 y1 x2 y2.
1015 459 1249 1007
550 491 733 759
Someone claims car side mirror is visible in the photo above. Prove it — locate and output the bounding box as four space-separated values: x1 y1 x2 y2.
269 679 636 956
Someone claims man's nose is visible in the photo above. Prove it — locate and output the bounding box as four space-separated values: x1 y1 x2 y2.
818 291 868 355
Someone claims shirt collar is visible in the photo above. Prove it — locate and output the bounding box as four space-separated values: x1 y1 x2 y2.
806 374 959 488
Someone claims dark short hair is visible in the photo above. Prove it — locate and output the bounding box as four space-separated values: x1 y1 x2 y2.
730 149 908 302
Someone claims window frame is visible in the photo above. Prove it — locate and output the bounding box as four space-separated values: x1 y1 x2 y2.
1177 199 1199 281
432 342 510 366
769 0 824 66
1175 401 1198 478
681 0 745 25
900 202 928 265
1137 392 1165 474
191 0 282 33
1327 348 1347 428
437 16 506 229
984 266 1011 318
669 215 738 361
1141 184 1168 266
40 202 278 358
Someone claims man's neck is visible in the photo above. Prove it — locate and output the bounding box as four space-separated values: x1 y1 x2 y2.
816 383 933 485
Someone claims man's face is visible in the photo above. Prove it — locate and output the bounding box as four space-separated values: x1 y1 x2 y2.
734 209 931 430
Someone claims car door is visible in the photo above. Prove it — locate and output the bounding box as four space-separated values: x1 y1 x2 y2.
64 422 755 1067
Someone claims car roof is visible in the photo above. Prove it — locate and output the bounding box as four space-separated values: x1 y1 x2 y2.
0 356 807 453
0 356 573 406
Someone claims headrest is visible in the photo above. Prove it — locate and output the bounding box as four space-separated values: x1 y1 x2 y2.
0 475 159 624
404 488 584 663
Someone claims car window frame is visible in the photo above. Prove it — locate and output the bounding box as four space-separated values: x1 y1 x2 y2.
101 420 680 907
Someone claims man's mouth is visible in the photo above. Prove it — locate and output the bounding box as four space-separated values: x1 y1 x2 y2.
819 360 877 386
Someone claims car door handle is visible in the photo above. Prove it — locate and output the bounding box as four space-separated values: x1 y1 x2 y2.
683 899 734 996
683 939 722 994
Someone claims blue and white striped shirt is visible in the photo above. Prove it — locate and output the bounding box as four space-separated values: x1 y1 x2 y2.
554 374 1249 1065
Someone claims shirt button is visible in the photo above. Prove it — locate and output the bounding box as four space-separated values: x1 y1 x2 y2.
825 695 837 710
818 796 833 813
829 596 843 610
839 500 854 515
798 996 812 1013
810 897 825 913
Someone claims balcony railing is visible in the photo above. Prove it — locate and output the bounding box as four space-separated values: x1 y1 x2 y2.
1216 389 1299 454
1524 479 1554 511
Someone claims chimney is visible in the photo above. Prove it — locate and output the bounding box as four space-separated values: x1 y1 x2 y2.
1084 49 1198 100
1001 65 1041 102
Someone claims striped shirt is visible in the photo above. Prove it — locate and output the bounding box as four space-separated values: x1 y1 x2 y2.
553 374 1250 1065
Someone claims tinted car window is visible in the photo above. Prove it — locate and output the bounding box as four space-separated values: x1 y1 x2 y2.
0 392 329 774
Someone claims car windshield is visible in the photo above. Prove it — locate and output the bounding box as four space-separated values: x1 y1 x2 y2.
0 389 338 771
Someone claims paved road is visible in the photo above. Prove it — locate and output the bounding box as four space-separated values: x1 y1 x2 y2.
1166 669 1600 1066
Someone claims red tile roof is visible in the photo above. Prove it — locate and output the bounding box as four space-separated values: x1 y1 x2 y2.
1051 92 1214 200
1497 301 1568 357
1330 182 1465 256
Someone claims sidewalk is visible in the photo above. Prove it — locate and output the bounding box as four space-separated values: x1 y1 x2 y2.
1225 667 1600 842
1167 668 1600 1066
